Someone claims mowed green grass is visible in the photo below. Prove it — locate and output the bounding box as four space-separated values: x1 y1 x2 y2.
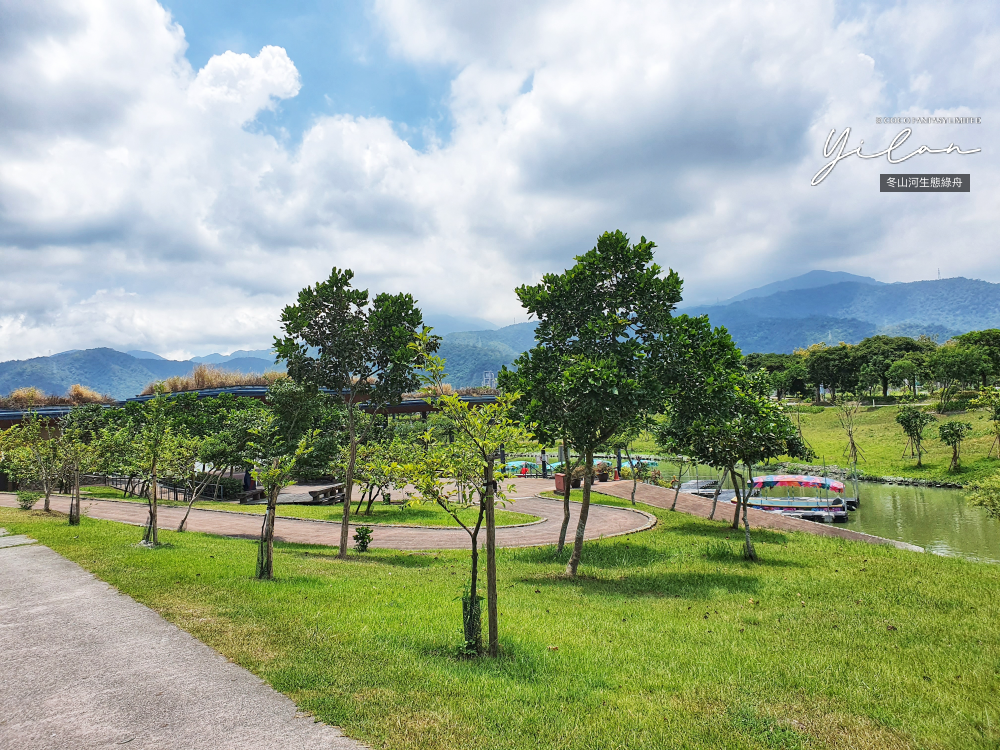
80 486 537 527
565 405 1000 484
3 497 998 750
792 405 1000 483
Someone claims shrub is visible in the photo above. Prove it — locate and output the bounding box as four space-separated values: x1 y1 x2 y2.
353 525 373 552
16 490 41 510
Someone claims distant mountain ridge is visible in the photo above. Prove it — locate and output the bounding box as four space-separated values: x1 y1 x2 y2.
689 276 999 353
0 348 283 401
717 270 884 304
5 274 996 396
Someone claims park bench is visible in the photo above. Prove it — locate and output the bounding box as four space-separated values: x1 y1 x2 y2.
307 483 346 504
238 488 266 504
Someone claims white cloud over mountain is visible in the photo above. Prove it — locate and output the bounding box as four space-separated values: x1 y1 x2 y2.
0 0 996 360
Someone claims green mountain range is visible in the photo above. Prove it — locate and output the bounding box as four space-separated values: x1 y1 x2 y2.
686 276 999 353
0 348 281 401
3 275 998 398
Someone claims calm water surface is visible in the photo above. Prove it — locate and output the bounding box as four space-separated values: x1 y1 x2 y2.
845 482 1000 563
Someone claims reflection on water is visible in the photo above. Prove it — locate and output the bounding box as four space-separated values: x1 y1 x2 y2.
846 482 1000 563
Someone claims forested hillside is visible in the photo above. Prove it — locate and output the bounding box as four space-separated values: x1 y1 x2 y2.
690 277 995 353
0 349 282 400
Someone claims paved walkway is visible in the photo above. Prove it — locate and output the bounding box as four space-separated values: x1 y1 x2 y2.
0 530 362 750
0 481 656 551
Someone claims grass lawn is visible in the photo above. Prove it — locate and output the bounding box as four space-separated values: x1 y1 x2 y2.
553 405 1000 485
80 486 538 527
791 405 1000 484
3 493 998 750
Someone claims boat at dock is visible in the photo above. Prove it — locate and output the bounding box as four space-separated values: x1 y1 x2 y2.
735 474 854 523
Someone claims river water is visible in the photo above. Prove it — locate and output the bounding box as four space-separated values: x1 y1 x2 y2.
845 482 1000 563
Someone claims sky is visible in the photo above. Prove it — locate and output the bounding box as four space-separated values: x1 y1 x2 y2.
0 0 996 360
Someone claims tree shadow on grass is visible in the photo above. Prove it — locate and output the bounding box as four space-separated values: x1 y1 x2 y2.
278 542 441 569
663 520 790 546
523 569 765 600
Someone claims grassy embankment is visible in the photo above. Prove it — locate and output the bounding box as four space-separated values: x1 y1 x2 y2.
593 405 1000 485
79 486 537 527
789 405 1000 484
4 491 998 750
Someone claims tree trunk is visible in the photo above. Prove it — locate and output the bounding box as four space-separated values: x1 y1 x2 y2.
731 465 742 530
709 468 726 520
565 447 594 577
624 447 638 506
484 460 499 657
339 411 357 559
461 498 485 655
256 484 278 580
882 377 889 398
143 460 159 546
68 465 81 526
738 467 757 561
950 445 959 472
365 489 378 516
557 438 571 553
670 459 684 511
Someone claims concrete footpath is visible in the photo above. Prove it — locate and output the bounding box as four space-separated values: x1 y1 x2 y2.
0 531 363 750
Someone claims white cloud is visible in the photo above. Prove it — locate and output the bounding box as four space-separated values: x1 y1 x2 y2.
0 0 996 362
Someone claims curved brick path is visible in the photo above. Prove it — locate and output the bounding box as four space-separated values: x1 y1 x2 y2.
0 476 921 552
0 480 655 551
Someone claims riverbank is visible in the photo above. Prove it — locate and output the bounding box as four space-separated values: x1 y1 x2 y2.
789 405 999 487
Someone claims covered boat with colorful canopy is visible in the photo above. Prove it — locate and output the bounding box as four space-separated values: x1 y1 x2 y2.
733 474 853 523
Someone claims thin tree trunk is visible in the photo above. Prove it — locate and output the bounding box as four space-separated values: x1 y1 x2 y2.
339 411 357 559
68 464 81 526
566 447 594 577
731 465 742 530
738 464 757 561
143 460 159 546
670 459 685 511
256 483 278 580
709 468 726 520
557 438 571 553
365 489 378 516
624 446 638 506
464 500 485 655
484 460 499 657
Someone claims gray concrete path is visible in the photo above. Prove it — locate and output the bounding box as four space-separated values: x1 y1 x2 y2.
0 540 364 750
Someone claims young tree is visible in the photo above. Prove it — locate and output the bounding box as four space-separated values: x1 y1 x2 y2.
504 230 683 577
970 386 1000 458
434 392 532 656
0 414 62 511
410 339 532 655
274 267 431 559
834 394 866 474
244 410 315 580
59 404 108 526
895 404 937 467
938 421 973 472
108 394 185 546
352 438 411 516
659 319 806 559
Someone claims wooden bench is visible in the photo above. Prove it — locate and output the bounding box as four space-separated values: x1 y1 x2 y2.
307 484 346 504
238 488 266 504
